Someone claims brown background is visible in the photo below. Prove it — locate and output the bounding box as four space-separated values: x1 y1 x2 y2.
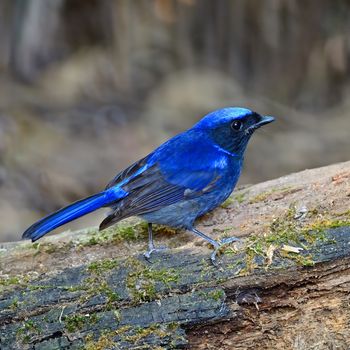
0 0 349 241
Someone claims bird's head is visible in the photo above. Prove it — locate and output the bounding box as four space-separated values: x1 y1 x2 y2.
193 107 275 156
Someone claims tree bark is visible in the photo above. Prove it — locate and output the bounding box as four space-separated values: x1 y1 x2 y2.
1 161 350 349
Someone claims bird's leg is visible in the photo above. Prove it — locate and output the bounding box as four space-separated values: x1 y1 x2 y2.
143 223 167 260
191 228 240 265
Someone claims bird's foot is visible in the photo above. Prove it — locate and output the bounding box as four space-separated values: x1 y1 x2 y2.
143 245 168 261
211 236 240 266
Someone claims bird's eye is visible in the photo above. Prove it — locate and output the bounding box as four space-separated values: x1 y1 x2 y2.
231 120 243 131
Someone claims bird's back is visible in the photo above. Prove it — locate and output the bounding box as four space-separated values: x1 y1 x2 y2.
101 129 243 229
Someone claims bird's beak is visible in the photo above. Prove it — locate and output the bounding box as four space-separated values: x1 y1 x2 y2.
253 115 275 129
254 115 275 128
245 115 275 135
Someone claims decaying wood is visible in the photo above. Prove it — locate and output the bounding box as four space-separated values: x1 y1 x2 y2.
1 161 350 349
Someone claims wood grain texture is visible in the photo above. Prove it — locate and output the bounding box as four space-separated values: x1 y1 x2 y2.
1 161 349 349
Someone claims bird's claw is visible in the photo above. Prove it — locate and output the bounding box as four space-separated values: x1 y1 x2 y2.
143 245 168 261
210 236 240 266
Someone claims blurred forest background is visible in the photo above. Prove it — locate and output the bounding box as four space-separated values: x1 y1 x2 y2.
0 0 349 242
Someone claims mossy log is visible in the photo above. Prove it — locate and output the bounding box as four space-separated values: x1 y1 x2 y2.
1 161 350 349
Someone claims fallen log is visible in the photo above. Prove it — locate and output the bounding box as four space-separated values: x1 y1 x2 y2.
1 161 350 349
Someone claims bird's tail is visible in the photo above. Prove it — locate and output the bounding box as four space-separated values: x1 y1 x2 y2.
22 188 127 242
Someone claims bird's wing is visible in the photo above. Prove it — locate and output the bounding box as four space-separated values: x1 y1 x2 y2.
100 132 227 230
105 155 150 190
100 163 221 230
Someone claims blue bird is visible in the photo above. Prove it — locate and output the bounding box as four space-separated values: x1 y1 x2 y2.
22 107 274 263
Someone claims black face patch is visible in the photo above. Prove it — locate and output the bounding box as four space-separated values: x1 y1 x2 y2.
211 112 263 156
250 112 262 125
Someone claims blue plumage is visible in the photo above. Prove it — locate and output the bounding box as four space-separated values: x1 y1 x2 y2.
22 188 128 241
22 107 274 262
